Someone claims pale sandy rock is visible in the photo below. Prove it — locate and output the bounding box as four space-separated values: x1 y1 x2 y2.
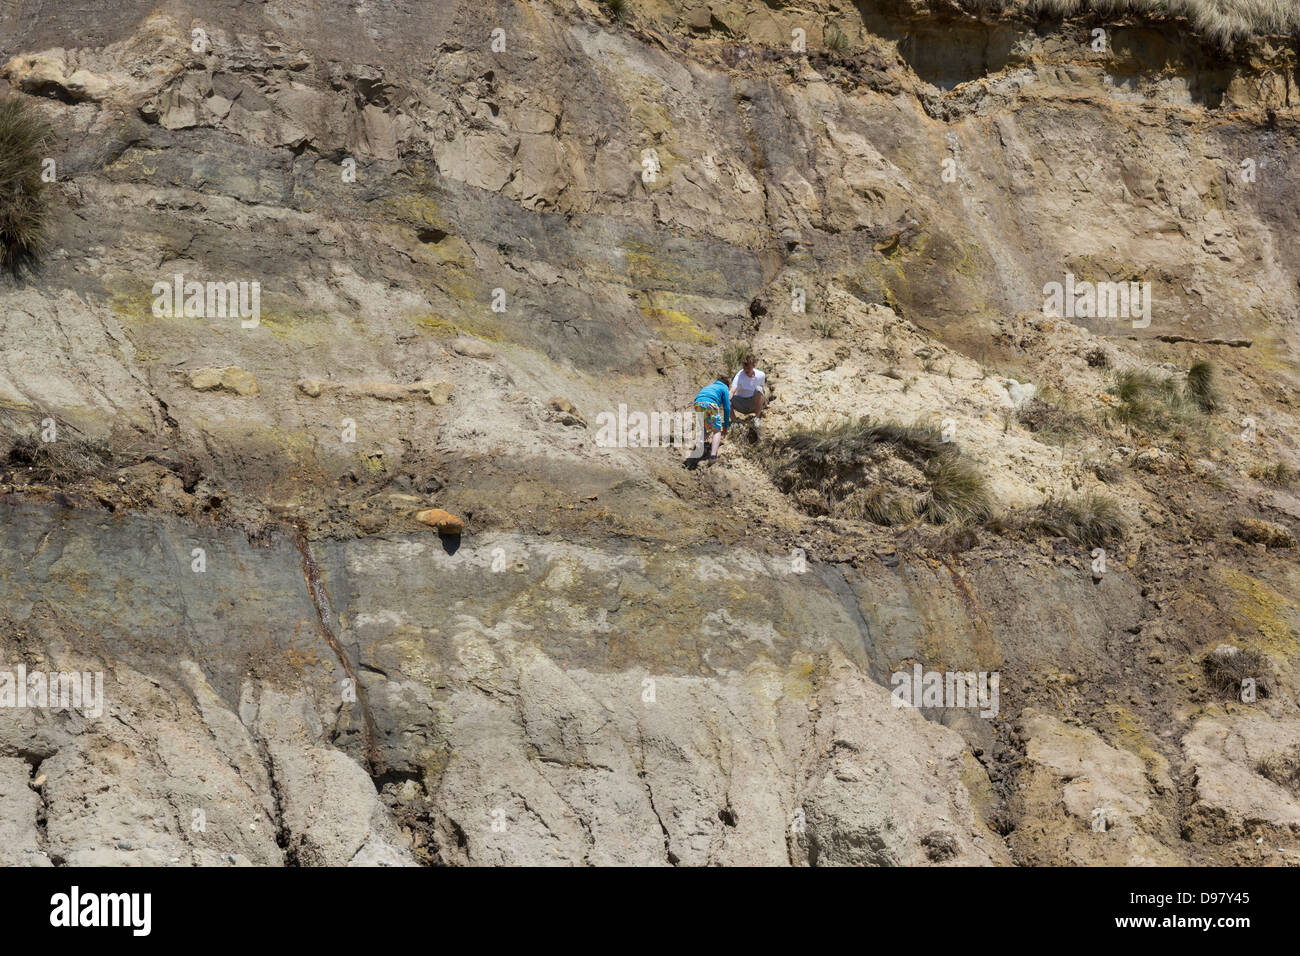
188 366 259 396
1182 713 1300 837
243 687 416 867
451 337 494 359
2 52 113 101
0 757 51 866
1009 710 1182 865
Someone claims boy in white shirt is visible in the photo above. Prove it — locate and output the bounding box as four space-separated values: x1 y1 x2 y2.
730 354 767 422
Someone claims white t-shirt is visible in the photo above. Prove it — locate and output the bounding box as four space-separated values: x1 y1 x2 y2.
731 368 766 397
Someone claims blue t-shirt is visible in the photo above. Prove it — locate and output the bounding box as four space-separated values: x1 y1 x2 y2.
693 381 731 428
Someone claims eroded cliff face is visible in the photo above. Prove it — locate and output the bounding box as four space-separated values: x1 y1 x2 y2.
0 0 1297 866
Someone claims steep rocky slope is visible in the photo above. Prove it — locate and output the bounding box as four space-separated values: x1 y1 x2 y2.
0 0 1297 865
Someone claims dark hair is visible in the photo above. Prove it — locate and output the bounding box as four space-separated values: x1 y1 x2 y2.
743 353 755 365
716 375 730 385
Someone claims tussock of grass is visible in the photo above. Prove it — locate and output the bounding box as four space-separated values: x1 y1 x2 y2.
1203 645 1272 700
993 492 1124 547
721 342 750 375
0 97 51 270
1186 360 1219 412
4 430 115 481
1026 493 1124 547
1108 364 1219 435
1250 462 1296 486
756 419 992 526
811 318 839 339
1256 748 1300 794
1016 395 1091 446
958 0 1300 46
919 454 994 524
1085 346 1111 369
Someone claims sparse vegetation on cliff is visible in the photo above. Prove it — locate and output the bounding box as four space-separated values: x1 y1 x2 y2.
1108 363 1219 435
0 97 50 270
1203 645 1272 700
758 419 993 526
961 0 1300 45
1022 492 1125 547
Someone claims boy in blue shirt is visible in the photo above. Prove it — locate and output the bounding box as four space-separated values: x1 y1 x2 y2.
693 375 732 463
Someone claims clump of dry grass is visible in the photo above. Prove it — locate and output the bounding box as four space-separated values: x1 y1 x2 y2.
1250 461 1296 486
1107 363 1220 437
1185 360 1219 412
995 492 1125 547
1202 645 1272 700
721 342 751 375
755 419 993 526
4 430 115 482
961 0 1300 46
0 97 51 270
1256 748 1300 794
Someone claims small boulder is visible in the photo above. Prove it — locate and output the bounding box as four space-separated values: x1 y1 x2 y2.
451 337 494 359
189 366 259 397
547 396 586 428
411 381 454 405
1004 379 1037 407
295 379 334 397
415 508 464 535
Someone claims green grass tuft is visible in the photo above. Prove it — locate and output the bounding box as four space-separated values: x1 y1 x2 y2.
0 97 51 270
919 454 994 524
721 342 751 376
1250 461 1296 486
1013 492 1125 547
1108 365 1217 435
1185 360 1219 413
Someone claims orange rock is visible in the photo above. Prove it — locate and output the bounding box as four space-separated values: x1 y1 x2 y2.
414 508 464 534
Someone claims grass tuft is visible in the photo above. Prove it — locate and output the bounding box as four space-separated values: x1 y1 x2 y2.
999 492 1125 547
1250 462 1296 486
1108 364 1218 435
721 342 750 375
1185 360 1219 412
4 430 115 482
1256 748 1300 794
755 418 992 527
1203 645 1272 701
979 0 1300 47
0 97 51 270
